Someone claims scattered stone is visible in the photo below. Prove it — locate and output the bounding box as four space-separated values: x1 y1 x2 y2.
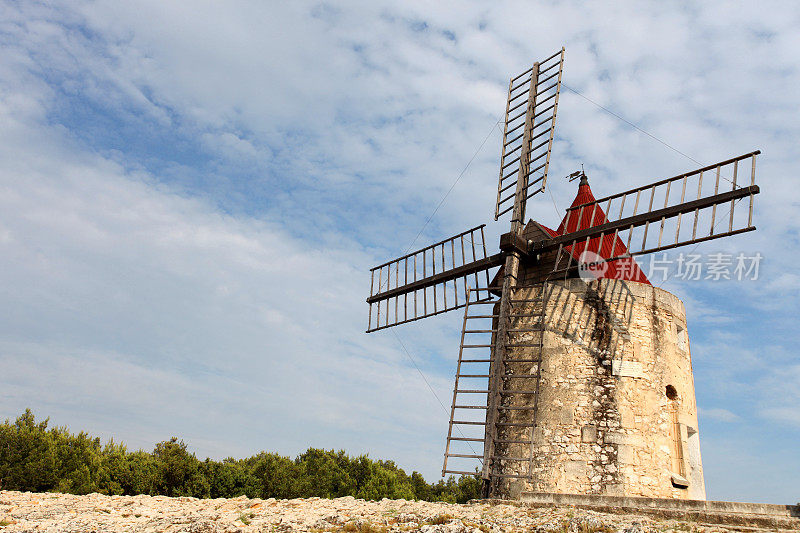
0 490 779 532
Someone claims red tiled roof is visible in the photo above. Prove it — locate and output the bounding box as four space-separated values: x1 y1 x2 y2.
544 177 650 284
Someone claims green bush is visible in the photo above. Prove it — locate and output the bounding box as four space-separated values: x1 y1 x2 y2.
0 410 480 502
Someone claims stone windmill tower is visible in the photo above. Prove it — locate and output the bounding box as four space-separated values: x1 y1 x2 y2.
365 48 761 501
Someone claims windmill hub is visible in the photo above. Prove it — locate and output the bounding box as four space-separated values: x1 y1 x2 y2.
365 47 761 502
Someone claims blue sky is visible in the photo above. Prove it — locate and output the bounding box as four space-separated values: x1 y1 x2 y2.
0 1 798 503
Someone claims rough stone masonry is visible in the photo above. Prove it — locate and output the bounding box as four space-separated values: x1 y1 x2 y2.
490 277 704 501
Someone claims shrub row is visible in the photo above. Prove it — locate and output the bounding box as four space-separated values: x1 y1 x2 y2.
0 410 480 503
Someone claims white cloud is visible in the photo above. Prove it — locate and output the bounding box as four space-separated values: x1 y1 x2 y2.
0 0 798 496
0 81 456 474
757 363 800 427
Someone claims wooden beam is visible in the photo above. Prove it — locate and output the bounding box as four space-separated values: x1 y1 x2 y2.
538 185 759 253
366 253 504 304
498 231 528 254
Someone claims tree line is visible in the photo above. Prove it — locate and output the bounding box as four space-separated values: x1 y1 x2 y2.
0 410 480 503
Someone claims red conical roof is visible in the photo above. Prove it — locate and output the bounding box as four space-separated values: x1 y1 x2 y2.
545 176 650 284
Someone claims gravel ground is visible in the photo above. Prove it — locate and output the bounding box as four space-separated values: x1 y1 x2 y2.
0 490 761 532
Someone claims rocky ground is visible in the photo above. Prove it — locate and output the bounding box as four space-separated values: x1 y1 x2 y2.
0 491 782 532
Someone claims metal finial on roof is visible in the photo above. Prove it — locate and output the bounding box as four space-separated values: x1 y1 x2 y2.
567 164 587 185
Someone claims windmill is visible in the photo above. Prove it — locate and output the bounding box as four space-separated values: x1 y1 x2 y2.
365 48 761 500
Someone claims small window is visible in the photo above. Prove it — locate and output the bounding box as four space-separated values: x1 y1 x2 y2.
666 385 678 400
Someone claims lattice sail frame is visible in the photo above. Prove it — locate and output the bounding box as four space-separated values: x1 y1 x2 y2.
441 287 499 476
366 225 500 332
543 151 761 274
495 48 565 220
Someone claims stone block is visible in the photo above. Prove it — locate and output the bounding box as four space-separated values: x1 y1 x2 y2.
612 360 645 378
633 341 642 360
620 408 635 427
670 473 689 488
678 413 696 428
565 460 589 478
581 425 597 443
606 432 644 446
617 444 635 464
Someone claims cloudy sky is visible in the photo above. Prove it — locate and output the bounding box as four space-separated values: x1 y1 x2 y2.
1 1 798 503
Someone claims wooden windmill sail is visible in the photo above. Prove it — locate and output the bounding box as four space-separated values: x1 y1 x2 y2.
365 47 761 498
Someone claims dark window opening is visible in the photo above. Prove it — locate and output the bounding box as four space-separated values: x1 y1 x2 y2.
666 384 678 400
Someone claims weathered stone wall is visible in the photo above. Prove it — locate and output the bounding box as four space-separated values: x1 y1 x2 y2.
491 278 705 501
